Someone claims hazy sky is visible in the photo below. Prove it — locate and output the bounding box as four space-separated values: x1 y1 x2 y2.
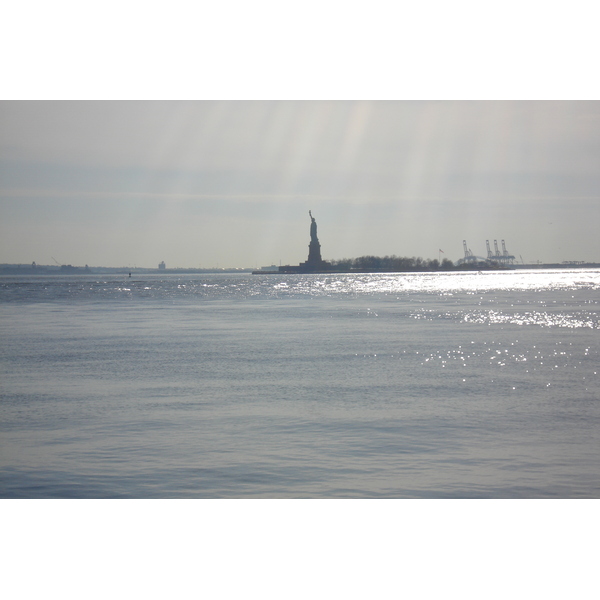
1 101 599 267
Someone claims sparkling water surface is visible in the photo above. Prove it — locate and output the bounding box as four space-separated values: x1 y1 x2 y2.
1 270 599 498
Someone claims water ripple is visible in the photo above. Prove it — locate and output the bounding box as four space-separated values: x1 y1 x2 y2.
1 269 599 303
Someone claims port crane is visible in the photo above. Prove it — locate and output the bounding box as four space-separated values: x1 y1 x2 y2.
459 240 486 264
484 240 516 265
501 240 515 264
494 240 501 258
463 240 474 260
458 240 516 266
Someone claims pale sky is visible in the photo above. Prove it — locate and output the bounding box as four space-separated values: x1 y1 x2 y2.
1 101 599 268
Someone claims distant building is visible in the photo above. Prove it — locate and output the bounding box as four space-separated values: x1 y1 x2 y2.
158 261 166 270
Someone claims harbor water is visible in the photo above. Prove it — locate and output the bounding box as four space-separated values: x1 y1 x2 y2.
1 270 599 498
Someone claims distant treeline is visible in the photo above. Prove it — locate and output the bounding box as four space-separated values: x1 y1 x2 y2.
328 255 457 272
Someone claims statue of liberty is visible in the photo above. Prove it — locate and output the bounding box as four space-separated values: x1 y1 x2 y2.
309 210 319 244
307 210 322 266
274 210 328 273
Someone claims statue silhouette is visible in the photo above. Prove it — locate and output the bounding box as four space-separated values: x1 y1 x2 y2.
309 210 318 244
271 211 329 273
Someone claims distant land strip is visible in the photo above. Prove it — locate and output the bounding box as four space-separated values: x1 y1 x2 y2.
2 259 600 276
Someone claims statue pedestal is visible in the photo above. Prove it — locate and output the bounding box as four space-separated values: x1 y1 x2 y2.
307 240 322 265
